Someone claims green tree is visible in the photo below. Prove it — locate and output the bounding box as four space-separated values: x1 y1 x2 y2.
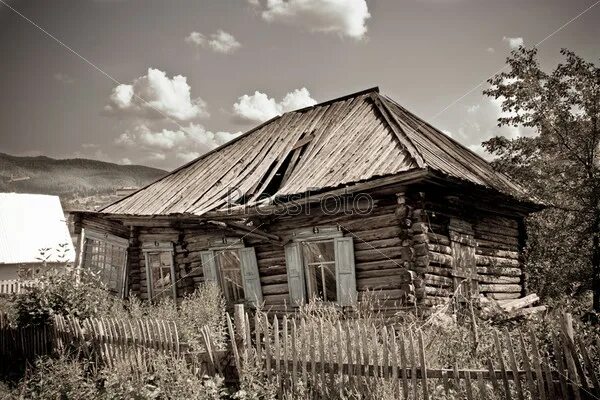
483 48 600 311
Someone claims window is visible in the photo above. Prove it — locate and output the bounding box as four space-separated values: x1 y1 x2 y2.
200 238 263 306
215 249 244 302
301 240 337 302
284 226 357 306
80 229 128 297
142 242 176 302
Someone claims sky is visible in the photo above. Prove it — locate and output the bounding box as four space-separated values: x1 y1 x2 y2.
0 0 599 170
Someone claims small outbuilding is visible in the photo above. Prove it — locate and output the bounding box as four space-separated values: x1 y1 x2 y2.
71 87 543 312
0 193 75 293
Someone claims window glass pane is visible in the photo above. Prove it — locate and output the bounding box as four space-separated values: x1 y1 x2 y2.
302 241 335 264
301 240 336 302
82 237 126 296
148 251 174 301
216 250 244 302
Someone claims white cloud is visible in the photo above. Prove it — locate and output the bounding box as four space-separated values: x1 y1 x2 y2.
115 123 242 165
486 47 495 54
54 72 75 84
105 68 208 122
120 158 132 165
233 87 317 123
185 30 241 54
251 0 370 40
502 36 523 49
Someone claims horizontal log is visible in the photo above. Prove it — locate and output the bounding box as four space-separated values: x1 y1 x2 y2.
475 255 520 268
475 248 519 260
429 252 453 267
357 275 413 291
476 275 521 284
424 274 453 287
477 266 522 277
428 243 452 255
474 224 519 238
258 265 287 277
476 239 518 251
479 284 522 293
354 237 403 251
475 232 519 246
257 256 286 267
427 232 450 246
358 288 411 300
354 246 406 263
425 286 451 297
263 293 288 305
479 216 519 229
348 226 402 242
260 274 288 285
501 293 539 312
485 292 521 300
355 258 405 271
262 283 288 296
356 268 408 279
424 265 453 278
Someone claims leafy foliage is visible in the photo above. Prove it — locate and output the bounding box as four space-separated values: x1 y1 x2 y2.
482 47 600 310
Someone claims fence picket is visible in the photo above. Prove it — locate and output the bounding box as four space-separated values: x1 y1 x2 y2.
493 329 512 400
345 321 354 388
576 336 600 389
465 366 474 400
504 328 524 400
552 334 570 400
518 331 536 399
417 331 428 400
407 331 418 400
264 314 271 379
399 329 409 400
291 319 298 393
528 328 546 400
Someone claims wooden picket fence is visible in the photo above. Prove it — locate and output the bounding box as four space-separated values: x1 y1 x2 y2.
0 312 226 376
2 307 599 399
235 307 600 400
0 279 37 295
0 313 53 361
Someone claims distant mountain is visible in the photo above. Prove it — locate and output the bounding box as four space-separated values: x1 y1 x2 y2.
0 153 166 209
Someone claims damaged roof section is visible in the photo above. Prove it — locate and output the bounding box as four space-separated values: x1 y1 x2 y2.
101 87 534 217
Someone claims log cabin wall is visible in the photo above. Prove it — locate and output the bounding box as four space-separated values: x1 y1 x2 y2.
259 191 416 314
410 188 526 306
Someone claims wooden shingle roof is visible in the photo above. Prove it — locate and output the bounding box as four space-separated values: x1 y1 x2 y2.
102 87 534 217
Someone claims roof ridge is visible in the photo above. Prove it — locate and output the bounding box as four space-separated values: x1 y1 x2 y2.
371 93 426 168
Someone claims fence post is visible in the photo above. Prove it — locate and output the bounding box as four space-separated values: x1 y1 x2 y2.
233 304 246 358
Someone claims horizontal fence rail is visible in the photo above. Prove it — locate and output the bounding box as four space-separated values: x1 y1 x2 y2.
236 308 600 400
1 306 599 399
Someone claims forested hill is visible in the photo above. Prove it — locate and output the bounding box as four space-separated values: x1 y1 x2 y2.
0 152 165 208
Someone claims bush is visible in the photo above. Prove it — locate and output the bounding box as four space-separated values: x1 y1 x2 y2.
8 268 118 328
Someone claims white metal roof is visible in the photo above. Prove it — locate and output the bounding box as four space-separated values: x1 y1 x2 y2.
0 193 75 264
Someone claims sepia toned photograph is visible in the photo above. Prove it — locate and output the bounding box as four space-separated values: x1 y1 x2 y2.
0 1 599 398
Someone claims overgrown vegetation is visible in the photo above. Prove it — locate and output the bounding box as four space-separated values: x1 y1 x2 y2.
483 47 600 313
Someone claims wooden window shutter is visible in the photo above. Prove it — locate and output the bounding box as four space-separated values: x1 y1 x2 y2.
239 247 263 307
334 237 357 306
284 242 306 306
200 250 218 283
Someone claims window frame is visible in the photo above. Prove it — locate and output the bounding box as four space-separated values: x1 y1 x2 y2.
200 237 263 306
290 226 348 305
79 228 129 298
142 241 177 302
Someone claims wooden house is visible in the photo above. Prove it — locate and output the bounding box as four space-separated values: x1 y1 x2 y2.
71 87 543 311
0 193 75 294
